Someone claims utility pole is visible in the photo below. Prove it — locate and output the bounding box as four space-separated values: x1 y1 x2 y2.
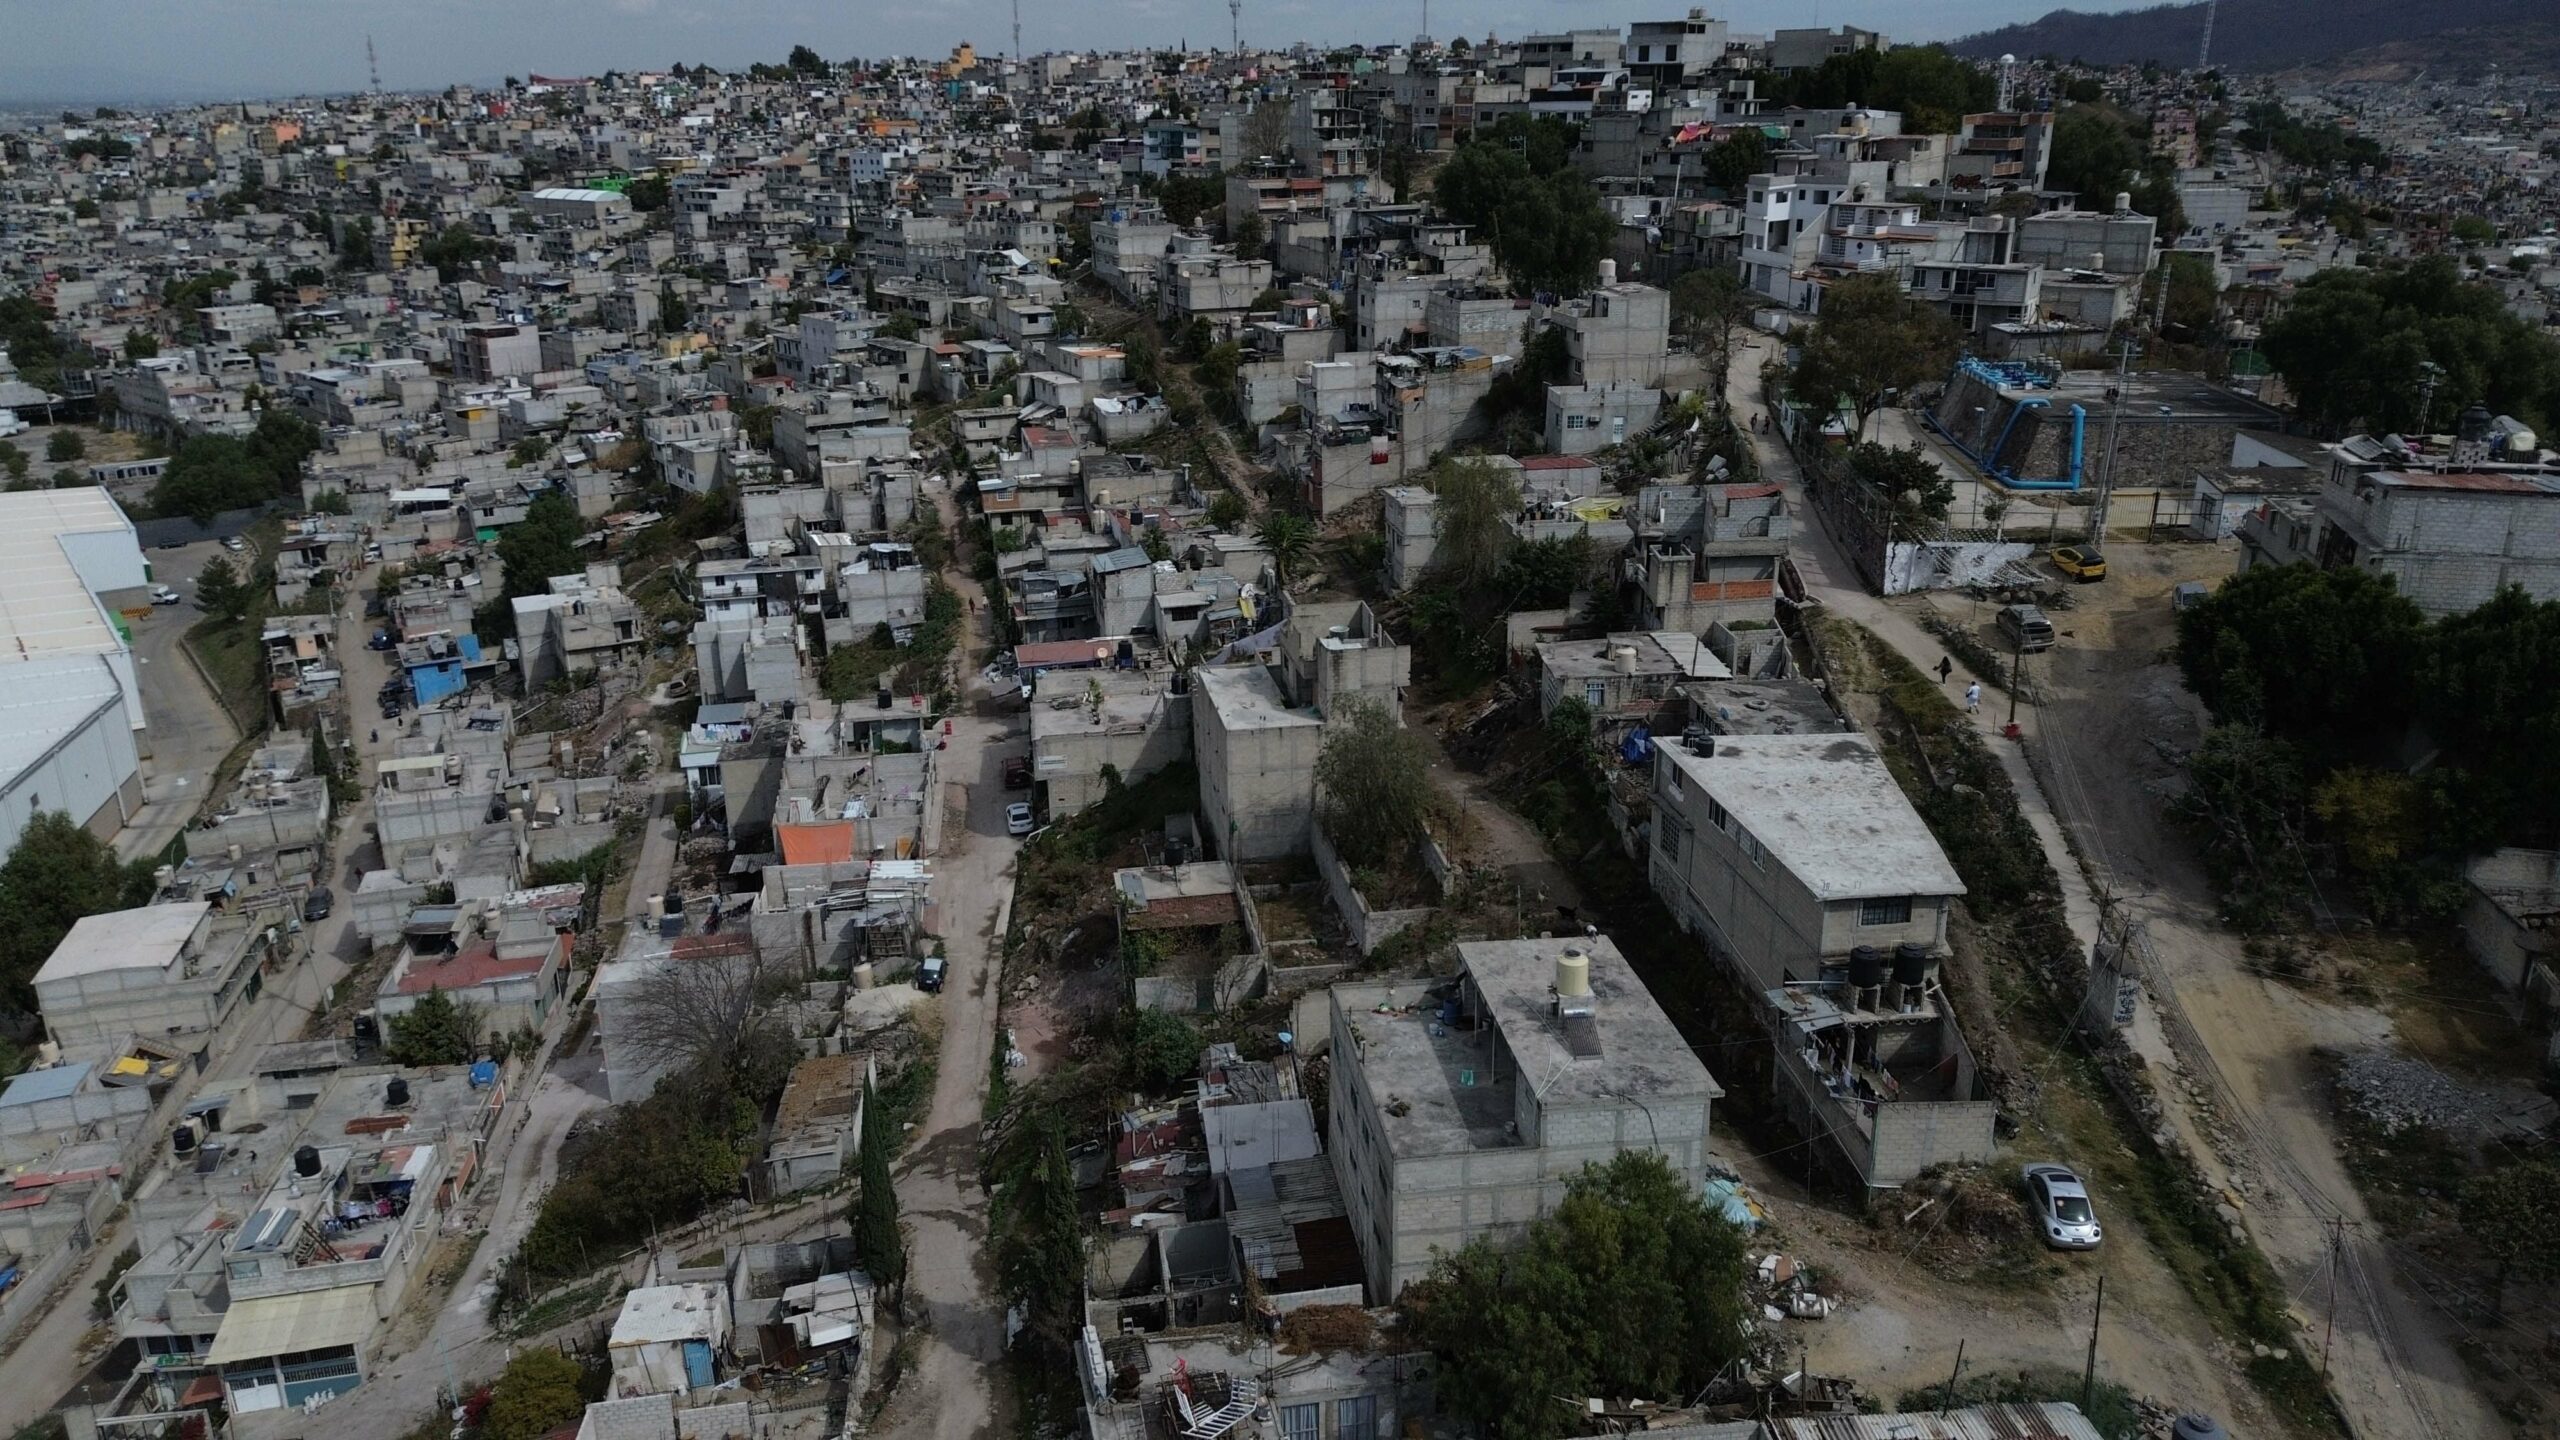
1936 1339 1966 1414
2322 1219 2343 1375
2090 328 2137 544
2080 1273 2106 1413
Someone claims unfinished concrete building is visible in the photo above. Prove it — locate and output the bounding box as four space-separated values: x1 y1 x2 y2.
1325 935 1721 1298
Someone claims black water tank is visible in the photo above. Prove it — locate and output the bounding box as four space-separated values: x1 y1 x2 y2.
876 686 893 710
386 1077 411 1107
1847 945 1887 989
1892 942 1932 989
294 1144 322 1178
172 1124 196 1157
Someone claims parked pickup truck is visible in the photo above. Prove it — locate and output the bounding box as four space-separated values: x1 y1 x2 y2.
1002 756 1032 790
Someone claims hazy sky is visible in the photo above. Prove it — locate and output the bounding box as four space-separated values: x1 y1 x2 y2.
0 0 2146 105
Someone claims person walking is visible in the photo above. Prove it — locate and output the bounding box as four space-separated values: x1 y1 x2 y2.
1937 655 1954 684
1964 681 1982 714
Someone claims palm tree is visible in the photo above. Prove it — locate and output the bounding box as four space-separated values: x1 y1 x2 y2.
1255 512 1317 588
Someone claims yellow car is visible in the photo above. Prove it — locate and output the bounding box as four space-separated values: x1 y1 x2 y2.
2051 545 2107 583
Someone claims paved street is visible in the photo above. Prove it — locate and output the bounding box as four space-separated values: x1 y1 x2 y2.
117 537 251 862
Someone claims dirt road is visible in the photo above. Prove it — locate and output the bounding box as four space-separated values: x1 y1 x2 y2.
1737 333 2502 1439
869 486 1021 1440
2024 548 2505 1440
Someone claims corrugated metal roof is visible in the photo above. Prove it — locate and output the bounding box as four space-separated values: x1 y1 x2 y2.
1771 1402 2103 1440
204 1286 378 1365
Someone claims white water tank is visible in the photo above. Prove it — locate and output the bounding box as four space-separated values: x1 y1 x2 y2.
1598 258 1618 286
1612 644 1638 676
1555 945 1592 1004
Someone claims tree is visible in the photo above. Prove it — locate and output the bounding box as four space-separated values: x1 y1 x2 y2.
122 330 158 361
878 312 922 342
1426 455 1519 588
1701 126 1767 194
1404 1151 1751 1440
418 224 495 282
0 447 26 483
1230 210 1266 258
614 946 798 1100
1254 511 1316 587
2449 215 2496 247
659 283 691 332
995 1103 1087 1357
625 174 670 212
310 489 352 515
482 1348 587 1440
1125 1009 1201 1092
2414 586 2560 851
1669 266 1751 399
1315 697 1435 868
850 1073 904 1293
2259 256 2560 434
194 555 249 622
1206 490 1249 530
1845 441 1955 524
2048 105 2144 209
45 430 84 463
498 491 584 601
1432 134 1616 296
2459 1161 2560 1318
2155 251 2221 338
0 812 156 1009
787 43 828 76
1788 271 1960 439
383 987 482 1067
2174 563 2425 761
1240 101 1291 163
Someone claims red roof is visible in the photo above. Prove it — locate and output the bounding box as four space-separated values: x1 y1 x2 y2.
777 822 858 866
1520 454 1599 471
1014 639 1117 669
672 933 755 961
1022 426 1077 448
394 936 563 995
2376 470 2547 493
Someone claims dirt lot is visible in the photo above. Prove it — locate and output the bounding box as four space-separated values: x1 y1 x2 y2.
1924 536 2523 1439
1723 1145 2266 1428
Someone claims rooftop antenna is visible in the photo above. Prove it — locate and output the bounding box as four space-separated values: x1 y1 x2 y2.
366 33 382 95
1229 0 1242 56
2196 0 2216 71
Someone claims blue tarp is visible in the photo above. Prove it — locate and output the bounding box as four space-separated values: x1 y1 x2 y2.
1619 724 1654 766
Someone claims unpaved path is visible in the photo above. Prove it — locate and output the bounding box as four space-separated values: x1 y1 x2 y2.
1736 331 2501 1439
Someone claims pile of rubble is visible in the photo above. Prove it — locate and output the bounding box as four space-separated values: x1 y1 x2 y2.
1875 1163 2031 1273
1748 1251 1836 1323
2333 1048 2524 1138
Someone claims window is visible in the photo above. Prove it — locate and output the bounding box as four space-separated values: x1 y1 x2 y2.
1860 896 1914 926
1705 797 1728 832
1337 1395 1378 1439
1657 824 1681 864
1585 680 1606 707
1280 1403 1321 1440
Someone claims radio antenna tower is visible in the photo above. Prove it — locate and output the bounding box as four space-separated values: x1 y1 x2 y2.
1229 0 1242 56
2196 0 2216 70
366 34 382 94
1011 0 1021 61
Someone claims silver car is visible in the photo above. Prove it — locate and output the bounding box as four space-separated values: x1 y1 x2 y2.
2022 1162 2102 1250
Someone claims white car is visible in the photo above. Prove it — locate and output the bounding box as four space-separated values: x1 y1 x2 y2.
1005 802 1036 837
221 536 245 552
149 584 182 605
2022 1162 2103 1250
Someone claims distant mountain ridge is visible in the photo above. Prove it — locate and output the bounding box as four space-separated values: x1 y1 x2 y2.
1948 0 2552 73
